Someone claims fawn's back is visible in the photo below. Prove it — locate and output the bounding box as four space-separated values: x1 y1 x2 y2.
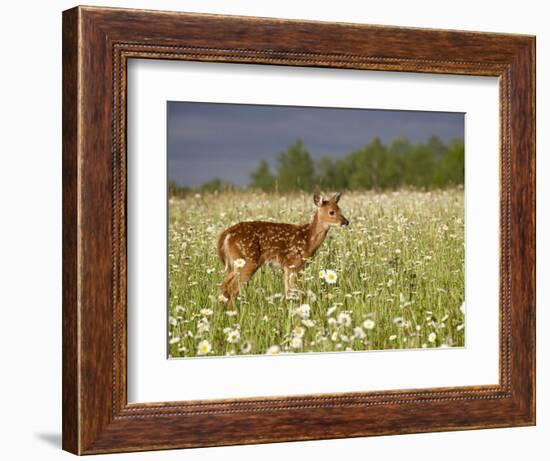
218 221 310 269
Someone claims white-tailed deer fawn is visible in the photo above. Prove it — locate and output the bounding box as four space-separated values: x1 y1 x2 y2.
217 193 349 303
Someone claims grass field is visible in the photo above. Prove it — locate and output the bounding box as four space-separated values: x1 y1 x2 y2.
168 189 465 358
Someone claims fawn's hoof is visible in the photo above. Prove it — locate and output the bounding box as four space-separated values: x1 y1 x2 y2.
218 293 229 303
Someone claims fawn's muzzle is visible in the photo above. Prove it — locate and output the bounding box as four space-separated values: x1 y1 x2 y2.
341 217 350 227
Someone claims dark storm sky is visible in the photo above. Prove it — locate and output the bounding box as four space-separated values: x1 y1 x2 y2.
167 102 464 187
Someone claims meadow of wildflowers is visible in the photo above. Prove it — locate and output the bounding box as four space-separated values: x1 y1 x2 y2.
168 189 465 358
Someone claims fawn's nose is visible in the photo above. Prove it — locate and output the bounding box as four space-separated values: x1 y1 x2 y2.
341 217 350 227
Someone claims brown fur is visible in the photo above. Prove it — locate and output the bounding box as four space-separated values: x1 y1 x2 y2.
217 193 349 303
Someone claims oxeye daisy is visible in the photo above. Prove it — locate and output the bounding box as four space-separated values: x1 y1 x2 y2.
233 258 246 269
266 345 281 355
197 318 210 334
240 341 252 354
318 269 327 279
362 319 375 330
393 317 405 327
290 336 303 349
337 311 352 327
428 332 437 343
197 340 212 355
295 303 311 319
226 329 241 344
324 269 338 284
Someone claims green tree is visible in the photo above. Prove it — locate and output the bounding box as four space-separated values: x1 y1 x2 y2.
249 159 275 191
199 177 235 193
348 137 396 189
426 135 448 159
433 139 465 186
403 143 436 187
388 136 413 157
316 156 348 190
276 139 315 192
168 180 190 198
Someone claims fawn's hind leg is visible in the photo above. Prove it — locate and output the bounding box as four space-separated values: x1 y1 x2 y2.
224 262 259 302
220 271 237 303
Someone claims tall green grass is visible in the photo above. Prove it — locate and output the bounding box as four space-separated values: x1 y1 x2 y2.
168 189 464 358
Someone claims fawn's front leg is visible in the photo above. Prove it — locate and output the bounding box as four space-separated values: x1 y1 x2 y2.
283 266 300 298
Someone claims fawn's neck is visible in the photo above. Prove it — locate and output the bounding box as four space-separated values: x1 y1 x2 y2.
305 212 330 256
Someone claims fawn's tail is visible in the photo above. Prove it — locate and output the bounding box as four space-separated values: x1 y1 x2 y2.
217 230 230 271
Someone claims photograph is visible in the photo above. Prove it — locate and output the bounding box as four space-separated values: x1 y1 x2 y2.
167 101 466 358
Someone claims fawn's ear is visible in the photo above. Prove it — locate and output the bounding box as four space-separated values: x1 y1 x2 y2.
313 192 324 207
331 192 342 203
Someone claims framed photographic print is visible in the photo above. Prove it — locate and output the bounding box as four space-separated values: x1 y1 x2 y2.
62 6 535 455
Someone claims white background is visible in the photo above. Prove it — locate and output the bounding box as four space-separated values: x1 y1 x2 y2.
128 60 499 402
0 0 547 460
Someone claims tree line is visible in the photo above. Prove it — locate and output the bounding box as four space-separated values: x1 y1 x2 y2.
169 136 464 197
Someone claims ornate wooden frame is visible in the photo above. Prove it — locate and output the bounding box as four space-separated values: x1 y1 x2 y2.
62 5 536 455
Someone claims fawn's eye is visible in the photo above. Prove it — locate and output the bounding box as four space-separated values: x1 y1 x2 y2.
329 211 335 216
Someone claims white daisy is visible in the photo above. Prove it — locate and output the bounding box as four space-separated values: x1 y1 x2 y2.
295 303 311 319
337 311 352 327
307 289 317 303
292 326 306 338
324 269 338 284
197 340 212 355
197 318 210 334
226 329 241 344
200 308 213 316
233 258 246 269
353 327 366 339
362 319 375 330
197 317 210 333
319 269 327 279
169 316 178 327
428 332 437 343
240 341 252 354
393 317 405 327
266 345 281 355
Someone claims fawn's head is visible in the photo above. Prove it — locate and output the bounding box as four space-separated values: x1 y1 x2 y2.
313 192 350 227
